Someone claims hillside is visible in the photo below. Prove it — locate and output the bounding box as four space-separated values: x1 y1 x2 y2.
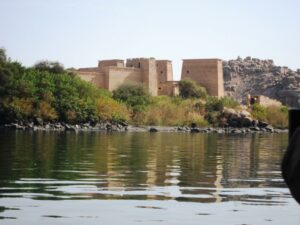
223 57 300 106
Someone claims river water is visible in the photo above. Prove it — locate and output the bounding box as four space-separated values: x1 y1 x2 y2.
0 131 298 224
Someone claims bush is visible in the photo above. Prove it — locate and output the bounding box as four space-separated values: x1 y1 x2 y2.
96 97 130 122
205 111 221 126
113 84 151 113
0 48 7 63
220 96 240 109
266 105 288 128
34 61 65 74
178 79 207 99
36 101 58 121
185 112 209 127
206 96 239 112
251 103 267 121
5 98 34 120
205 96 223 112
132 96 209 126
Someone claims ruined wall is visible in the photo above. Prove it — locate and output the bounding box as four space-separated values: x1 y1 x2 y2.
258 95 282 107
247 95 282 107
181 59 224 97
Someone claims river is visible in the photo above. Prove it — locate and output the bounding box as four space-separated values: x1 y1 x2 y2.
0 131 298 224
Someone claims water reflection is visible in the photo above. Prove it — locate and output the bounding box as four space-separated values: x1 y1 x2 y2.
0 131 289 205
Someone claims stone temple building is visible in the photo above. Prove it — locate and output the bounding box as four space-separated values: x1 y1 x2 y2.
181 59 224 97
75 58 224 97
76 58 178 96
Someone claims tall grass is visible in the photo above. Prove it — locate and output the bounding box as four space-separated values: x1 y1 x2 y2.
133 96 209 126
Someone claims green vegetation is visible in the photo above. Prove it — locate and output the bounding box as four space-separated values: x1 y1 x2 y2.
112 84 152 113
0 49 288 128
251 103 288 128
0 49 128 124
133 96 209 126
178 79 207 99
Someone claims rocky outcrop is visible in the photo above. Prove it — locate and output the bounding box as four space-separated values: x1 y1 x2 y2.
223 57 300 106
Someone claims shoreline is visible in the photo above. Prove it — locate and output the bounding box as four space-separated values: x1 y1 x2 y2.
0 121 288 134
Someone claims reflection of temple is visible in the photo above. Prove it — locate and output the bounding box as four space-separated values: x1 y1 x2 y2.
87 132 287 202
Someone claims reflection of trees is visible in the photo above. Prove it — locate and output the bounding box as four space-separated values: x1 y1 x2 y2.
0 131 288 202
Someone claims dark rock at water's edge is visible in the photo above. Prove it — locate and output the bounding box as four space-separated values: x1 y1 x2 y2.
0 121 287 134
0 121 129 132
149 127 158 132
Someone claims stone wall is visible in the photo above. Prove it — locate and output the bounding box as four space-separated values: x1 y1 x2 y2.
106 67 143 91
247 95 282 107
76 57 223 98
156 60 173 83
181 59 224 97
98 60 124 69
158 81 179 96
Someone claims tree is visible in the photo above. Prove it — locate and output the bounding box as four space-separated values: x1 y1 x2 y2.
0 48 7 63
0 67 13 94
178 79 207 99
34 60 65 74
112 84 151 112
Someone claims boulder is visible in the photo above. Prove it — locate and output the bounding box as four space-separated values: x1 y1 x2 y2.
241 117 252 127
258 121 269 128
223 107 237 117
265 125 274 132
190 122 197 128
34 117 43 126
250 126 260 131
149 127 158 132
119 121 128 127
240 110 251 118
191 128 200 133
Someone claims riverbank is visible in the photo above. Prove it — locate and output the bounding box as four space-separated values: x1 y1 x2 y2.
0 121 288 134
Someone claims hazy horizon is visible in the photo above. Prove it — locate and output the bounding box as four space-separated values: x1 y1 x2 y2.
1 0 299 80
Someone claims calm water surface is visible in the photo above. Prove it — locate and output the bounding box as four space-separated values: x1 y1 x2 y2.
0 131 298 224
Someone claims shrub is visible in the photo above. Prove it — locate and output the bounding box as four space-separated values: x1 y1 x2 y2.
113 84 151 113
36 101 58 121
205 96 223 112
0 48 7 63
34 61 65 74
251 103 267 121
266 105 288 128
134 96 209 126
96 97 130 122
205 96 239 113
185 112 209 127
205 111 221 126
178 79 207 99
220 96 240 109
9 98 34 120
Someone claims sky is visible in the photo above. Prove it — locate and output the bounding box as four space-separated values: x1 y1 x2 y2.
0 0 299 80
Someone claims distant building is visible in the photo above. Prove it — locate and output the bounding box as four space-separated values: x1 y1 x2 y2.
181 59 224 97
75 58 178 96
75 58 225 97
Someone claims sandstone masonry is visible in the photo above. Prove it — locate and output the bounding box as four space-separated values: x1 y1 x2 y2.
75 58 224 97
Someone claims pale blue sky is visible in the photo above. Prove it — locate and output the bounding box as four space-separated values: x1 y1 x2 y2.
0 0 299 80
